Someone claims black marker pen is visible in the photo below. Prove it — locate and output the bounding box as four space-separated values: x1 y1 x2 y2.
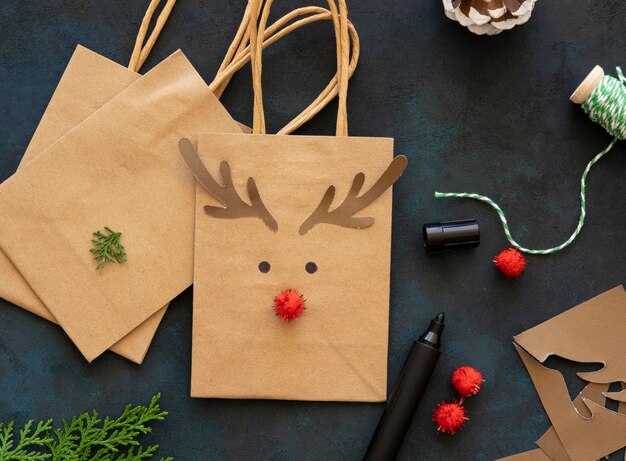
363 313 445 460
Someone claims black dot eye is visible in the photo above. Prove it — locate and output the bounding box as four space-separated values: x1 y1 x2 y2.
258 261 271 273
305 262 318 274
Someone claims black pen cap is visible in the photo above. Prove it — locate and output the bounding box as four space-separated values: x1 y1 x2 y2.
423 219 480 253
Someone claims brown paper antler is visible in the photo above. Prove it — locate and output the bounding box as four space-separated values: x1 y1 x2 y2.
179 138 278 231
299 155 407 235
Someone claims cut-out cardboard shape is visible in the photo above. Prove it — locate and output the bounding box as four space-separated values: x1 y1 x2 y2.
515 285 626 402
514 343 626 461
535 382 610 461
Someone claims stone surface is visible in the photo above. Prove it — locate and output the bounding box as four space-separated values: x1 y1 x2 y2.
1 0 625 459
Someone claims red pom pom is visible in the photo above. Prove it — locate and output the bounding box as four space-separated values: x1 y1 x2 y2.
432 401 468 434
452 366 484 397
274 289 305 322
493 248 527 279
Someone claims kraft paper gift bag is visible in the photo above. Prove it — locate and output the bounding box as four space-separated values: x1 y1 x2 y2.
186 0 407 401
0 0 179 363
0 0 179 362
0 48 243 362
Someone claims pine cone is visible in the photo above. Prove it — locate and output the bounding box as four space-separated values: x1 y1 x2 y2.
443 0 537 35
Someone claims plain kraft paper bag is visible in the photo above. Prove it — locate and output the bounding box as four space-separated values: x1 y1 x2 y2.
0 50 241 362
0 0 179 363
0 46 166 364
186 0 407 401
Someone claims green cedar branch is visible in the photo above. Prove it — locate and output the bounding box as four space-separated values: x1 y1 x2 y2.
0 419 53 461
0 394 171 461
90 227 127 270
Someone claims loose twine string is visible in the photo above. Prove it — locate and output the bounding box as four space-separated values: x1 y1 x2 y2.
128 0 359 136
435 68 626 255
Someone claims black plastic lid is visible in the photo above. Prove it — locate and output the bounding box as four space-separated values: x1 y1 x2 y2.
423 219 480 253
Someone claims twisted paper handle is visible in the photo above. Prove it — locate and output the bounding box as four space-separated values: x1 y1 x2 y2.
247 0 353 136
127 1 360 136
211 4 359 135
129 0 177 73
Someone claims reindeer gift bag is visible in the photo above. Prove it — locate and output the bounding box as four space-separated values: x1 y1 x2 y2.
185 0 407 402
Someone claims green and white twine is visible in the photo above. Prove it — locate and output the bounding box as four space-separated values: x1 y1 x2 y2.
435 67 626 255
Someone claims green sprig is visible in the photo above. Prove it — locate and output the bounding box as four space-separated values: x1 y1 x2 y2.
0 394 171 461
90 227 127 270
0 420 53 461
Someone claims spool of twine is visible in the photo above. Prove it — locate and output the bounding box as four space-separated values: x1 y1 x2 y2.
435 67 625 255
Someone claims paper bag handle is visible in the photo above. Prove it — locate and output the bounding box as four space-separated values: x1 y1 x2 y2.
127 1 357 136
128 0 177 73
248 0 352 136
210 3 359 135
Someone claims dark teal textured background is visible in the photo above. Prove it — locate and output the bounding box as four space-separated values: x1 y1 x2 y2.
1 1 625 459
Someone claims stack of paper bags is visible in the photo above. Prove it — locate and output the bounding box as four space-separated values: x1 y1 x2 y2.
0 1 361 367
0 45 171 364
0 46 242 362
498 286 626 461
0 0 200 364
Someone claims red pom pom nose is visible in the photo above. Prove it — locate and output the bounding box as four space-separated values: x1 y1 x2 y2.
452 366 484 397
274 289 305 322
493 247 527 279
432 401 468 434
